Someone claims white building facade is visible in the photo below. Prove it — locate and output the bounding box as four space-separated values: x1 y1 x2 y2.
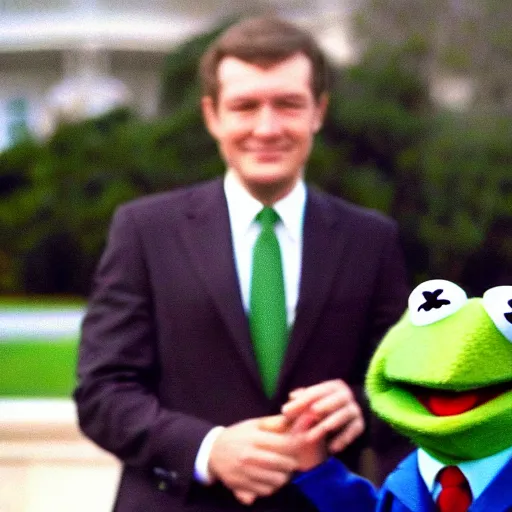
0 0 357 151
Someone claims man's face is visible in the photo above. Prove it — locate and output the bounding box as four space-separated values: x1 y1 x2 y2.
202 53 328 203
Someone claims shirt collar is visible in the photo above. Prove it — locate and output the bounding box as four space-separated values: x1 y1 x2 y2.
418 446 512 500
223 169 306 241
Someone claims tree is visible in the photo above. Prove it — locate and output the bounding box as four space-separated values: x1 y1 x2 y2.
353 0 512 285
354 0 512 112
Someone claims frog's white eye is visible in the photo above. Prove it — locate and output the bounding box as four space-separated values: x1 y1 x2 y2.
409 279 468 326
483 286 512 342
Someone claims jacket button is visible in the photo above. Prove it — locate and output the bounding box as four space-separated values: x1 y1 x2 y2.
153 467 179 491
157 480 168 492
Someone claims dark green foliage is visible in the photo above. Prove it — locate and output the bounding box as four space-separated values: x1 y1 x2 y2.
159 19 234 115
315 48 428 214
416 112 512 280
0 100 227 295
0 21 510 295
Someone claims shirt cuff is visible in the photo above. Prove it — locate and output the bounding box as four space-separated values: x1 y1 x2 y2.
194 426 225 484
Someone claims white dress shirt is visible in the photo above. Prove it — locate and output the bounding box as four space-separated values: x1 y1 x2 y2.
194 170 307 483
418 445 512 502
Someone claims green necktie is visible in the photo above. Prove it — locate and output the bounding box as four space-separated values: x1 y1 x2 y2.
249 207 288 397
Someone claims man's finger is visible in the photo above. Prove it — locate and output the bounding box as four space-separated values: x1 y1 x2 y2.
240 446 298 473
234 490 256 505
308 388 353 416
240 464 292 488
259 414 290 433
289 411 319 434
282 380 348 417
328 417 365 453
282 390 322 417
288 386 306 399
303 403 361 443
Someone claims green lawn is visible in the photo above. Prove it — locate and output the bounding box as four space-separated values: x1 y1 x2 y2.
0 338 78 397
0 299 84 398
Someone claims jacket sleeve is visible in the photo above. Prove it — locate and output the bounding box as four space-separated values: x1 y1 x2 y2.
293 457 378 512
74 204 214 496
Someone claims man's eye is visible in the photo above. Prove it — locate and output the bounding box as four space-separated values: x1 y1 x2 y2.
277 100 304 109
231 102 257 111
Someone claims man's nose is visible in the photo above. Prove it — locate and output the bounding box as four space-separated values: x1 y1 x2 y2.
253 106 281 136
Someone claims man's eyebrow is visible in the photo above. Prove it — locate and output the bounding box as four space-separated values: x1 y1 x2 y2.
228 92 307 102
226 95 258 102
224 96 260 108
274 94 308 102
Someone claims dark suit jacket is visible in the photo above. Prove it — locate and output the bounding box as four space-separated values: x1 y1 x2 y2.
74 177 410 512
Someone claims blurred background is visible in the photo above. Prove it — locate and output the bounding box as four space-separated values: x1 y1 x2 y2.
0 0 511 510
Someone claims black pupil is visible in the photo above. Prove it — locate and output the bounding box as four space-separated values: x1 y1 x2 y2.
418 289 451 312
505 299 512 324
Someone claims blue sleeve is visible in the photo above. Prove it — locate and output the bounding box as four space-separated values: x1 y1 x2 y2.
293 457 378 512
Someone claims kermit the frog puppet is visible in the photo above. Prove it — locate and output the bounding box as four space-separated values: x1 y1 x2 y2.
294 279 512 512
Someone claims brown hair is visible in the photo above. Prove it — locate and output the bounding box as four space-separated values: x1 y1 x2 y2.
199 16 330 103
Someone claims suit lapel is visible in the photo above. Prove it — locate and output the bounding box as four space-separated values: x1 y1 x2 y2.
385 452 437 512
176 179 262 388
471 456 512 512
276 187 348 390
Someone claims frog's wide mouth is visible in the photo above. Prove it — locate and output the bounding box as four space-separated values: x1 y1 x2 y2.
406 382 511 416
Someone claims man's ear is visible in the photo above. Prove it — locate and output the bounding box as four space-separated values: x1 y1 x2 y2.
313 92 329 133
201 96 219 139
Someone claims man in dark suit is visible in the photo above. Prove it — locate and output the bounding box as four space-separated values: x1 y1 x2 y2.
74 15 410 512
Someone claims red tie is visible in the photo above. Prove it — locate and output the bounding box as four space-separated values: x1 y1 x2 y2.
436 466 472 512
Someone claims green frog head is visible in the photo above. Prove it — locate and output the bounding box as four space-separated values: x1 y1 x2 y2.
366 279 512 464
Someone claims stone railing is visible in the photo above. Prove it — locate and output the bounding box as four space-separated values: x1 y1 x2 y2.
0 398 120 512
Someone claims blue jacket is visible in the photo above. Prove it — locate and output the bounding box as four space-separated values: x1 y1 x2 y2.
295 452 512 512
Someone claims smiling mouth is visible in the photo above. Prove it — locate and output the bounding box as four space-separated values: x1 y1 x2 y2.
408 382 509 416
251 147 287 157
255 152 284 162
